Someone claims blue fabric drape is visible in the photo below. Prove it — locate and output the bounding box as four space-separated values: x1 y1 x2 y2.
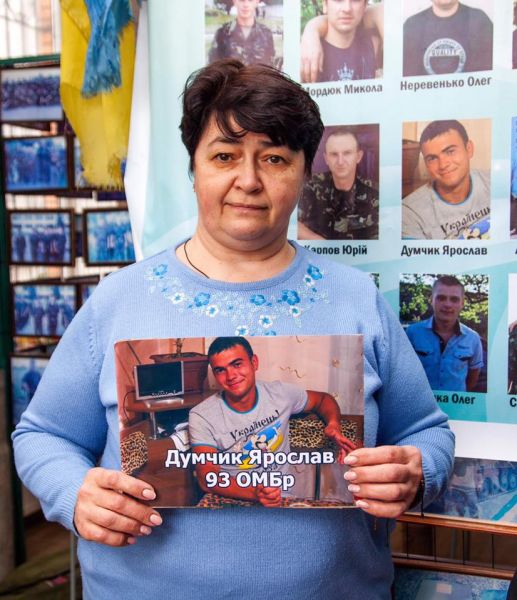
82 0 133 96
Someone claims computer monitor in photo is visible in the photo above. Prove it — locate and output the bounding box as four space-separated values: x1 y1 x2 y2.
134 362 184 401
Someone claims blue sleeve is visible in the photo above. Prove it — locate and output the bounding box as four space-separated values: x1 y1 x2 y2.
12 297 106 531
470 334 483 370
374 294 455 507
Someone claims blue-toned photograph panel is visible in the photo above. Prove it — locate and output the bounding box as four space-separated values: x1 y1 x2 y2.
81 283 98 305
86 211 135 264
424 457 517 523
4 136 68 192
1 66 62 122
394 567 508 599
10 356 49 426
13 284 77 337
10 211 73 265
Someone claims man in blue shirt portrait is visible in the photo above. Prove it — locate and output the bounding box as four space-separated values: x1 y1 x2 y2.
406 275 483 392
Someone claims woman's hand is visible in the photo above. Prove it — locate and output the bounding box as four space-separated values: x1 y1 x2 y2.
343 445 423 518
74 467 163 546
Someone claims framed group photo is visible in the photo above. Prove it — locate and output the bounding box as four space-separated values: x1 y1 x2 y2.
12 283 78 338
2 135 69 194
7 209 74 266
83 209 135 266
0 64 62 123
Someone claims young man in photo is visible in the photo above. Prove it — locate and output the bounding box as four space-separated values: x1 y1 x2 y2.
189 337 356 506
403 0 493 77
406 276 483 392
298 128 378 240
208 0 276 67
300 1 383 83
402 120 490 240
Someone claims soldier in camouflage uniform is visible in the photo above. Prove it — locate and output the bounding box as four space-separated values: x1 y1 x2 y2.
298 128 379 240
208 0 276 67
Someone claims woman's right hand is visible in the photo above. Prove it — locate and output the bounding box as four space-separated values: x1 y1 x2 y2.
74 467 162 546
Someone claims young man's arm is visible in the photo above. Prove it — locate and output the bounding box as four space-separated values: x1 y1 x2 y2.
192 446 281 507
466 368 480 392
305 391 358 459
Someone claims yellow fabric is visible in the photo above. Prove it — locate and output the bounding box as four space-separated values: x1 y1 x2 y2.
60 0 135 188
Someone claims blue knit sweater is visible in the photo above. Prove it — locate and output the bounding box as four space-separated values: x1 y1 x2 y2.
13 243 454 600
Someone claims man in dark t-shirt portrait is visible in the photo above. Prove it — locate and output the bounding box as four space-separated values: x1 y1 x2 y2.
317 0 380 82
403 0 493 77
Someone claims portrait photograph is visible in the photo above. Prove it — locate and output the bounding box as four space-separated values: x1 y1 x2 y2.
402 118 491 240
8 209 74 266
403 0 494 77
511 116 517 239
298 123 379 241
116 334 364 508
509 274 517 395
83 209 135 266
205 0 283 70
3 135 69 193
12 283 78 338
514 1 517 70
400 273 489 394
0 65 62 123
424 457 517 524
300 0 383 84
10 355 50 426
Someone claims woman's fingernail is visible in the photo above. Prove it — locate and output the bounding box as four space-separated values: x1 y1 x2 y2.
142 488 156 500
127 537 136 545
355 500 369 509
343 455 358 465
149 513 162 526
140 525 152 535
344 470 357 481
348 484 360 493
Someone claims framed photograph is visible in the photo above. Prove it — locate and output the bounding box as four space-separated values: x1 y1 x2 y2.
300 0 383 83
205 1 284 70
7 209 74 266
400 273 489 394
298 123 380 241
12 283 78 338
10 354 50 426
83 209 135 266
1 65 62 123
3 135 69 193
402 118 491 240
117 334 364 508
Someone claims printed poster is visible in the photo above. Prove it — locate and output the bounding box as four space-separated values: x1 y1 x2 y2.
116 335 364 508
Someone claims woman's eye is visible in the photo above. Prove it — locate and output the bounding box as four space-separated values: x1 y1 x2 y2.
216 153 232 162
266 155 284 164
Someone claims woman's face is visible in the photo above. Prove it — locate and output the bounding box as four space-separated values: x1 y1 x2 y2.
192 116 306 252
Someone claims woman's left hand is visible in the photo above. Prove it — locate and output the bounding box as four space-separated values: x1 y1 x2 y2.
342 445 423 518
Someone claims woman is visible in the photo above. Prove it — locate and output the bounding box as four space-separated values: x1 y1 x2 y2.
13 60 453 599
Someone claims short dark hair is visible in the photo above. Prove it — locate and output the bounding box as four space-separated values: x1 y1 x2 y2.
325 127 360 151
180 59 324 176
207 336 254 361
419 120 469 147
432 275 464 294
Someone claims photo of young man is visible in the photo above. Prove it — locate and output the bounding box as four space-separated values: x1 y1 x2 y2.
206 0 281 68
402 119 491 240
403 0 493 77
189 337 356 506
401 274 487 393
299 0 383 83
